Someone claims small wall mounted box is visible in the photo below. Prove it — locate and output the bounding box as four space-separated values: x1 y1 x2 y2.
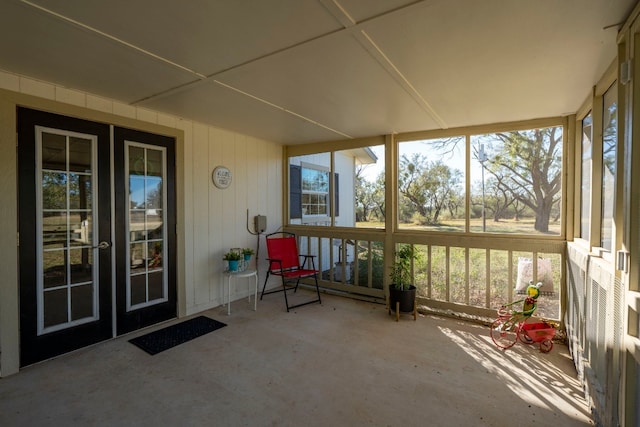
254 215 266 233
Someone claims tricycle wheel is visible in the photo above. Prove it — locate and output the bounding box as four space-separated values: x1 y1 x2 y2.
519 330 534 344
490 317 518 349
540 340 553 353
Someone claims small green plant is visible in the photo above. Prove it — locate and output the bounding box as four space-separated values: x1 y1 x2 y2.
242 248 255 256
223 251 242 261
389 244 417 290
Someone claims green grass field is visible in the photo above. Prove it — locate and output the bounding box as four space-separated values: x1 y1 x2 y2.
358 217 561 235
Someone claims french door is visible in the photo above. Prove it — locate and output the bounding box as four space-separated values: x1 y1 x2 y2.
114 126 176 335
18 108 176 366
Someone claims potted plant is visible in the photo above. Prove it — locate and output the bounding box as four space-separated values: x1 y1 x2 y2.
388 244 418 321
224 251 242 271
242 248 255 261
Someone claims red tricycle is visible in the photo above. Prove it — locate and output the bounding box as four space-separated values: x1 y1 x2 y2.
490 282 556 353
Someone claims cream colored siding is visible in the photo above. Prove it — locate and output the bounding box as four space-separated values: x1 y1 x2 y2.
0 87 19 377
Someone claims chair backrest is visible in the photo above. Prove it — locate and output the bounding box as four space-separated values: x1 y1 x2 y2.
266 233 301 270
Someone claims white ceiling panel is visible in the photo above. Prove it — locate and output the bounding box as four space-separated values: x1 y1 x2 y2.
359 0 634 128
335 0 420 22
0 1 198 103
28 0 344 76
139 80 344 144
215 30 441 138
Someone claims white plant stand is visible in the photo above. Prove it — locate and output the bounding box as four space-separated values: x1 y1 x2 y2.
223 268 258 315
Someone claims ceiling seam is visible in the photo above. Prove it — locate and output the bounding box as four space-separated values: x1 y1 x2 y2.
320 0 448 129
357 30 448 129
20 0 207 79
132 27 346 104
318 0 356 27
213 80 352 139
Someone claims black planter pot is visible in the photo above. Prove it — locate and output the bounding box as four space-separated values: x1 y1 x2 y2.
389 285 416 313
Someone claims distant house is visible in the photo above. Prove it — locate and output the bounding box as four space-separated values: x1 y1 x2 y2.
288 148 377 227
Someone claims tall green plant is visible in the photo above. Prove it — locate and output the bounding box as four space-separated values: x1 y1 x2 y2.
390 244 417 290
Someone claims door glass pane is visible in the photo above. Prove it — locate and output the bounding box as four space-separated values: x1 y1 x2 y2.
130 242 145 271
71 284 94 320
148 209 163 240
43 211 68 245
147 149 163 177
41 132 66 171
146 176 163 209
68 137 92 172
42 172 67 210
148 272 163 300
129 146 145 175
44 289 68 328
130 274 146 306
127 143 167 310
130 211 146 241
43 249 66 289
129 176 146 209
69 248 93 284
38 129 98 334
69 213 92 247
68 173 92 210
148 241 163 270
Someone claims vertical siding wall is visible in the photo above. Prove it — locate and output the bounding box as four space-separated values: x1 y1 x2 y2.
186 123 282 314
0 71 283 375
566 242 623 426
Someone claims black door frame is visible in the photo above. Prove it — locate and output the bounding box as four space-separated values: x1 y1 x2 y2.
17 107 113 367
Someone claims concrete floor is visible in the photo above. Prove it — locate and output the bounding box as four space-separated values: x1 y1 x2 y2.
0 290 592 426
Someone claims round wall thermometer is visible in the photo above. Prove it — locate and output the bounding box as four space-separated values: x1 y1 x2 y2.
212 166 232 189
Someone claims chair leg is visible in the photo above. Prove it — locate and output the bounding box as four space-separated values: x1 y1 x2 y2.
282 276 291 312
260 271 271 300
313 274 321 303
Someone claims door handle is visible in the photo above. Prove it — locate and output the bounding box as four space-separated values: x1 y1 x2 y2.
95 241 111 250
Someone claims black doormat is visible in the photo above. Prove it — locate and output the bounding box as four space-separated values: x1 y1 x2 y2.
129 316 226 355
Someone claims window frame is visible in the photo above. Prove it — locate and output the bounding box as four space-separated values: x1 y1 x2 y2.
600 81 618 253
300 162 331 218
578 111 593 246
395 118 567 240
573 59 618 260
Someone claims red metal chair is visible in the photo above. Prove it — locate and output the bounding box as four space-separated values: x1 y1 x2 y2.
260 232 321 311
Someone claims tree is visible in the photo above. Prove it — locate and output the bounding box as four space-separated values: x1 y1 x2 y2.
355 166 385 223
398 153 463 225
354 165 370 222
471 175 516 222
371 172 386 221
483 127 562 232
